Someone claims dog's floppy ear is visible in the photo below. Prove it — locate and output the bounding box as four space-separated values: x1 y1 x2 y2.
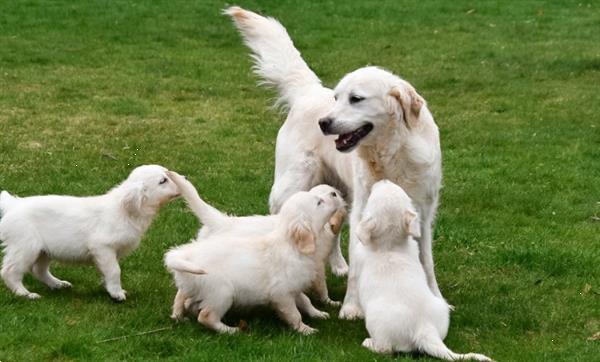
328 209 347 235
122 182 148 215
356 216 376 245
403 210 421 238
290 218 316 254
389 85 425 129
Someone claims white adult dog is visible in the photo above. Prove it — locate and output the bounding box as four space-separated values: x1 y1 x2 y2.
164 190 339 334
226 7 443 319
0 165 180 301
356 180 491 361
166 171 346 316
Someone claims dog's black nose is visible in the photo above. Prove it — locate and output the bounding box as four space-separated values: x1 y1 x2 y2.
319 117 333 134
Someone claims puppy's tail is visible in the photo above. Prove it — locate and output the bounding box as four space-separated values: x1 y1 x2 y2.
166 171 228 229
224 6 323 110
164 251 206 275
416 326 493 361
0 191 19 217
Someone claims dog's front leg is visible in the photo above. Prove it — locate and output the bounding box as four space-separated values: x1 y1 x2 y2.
91 247 126 301
312 263 339 306
273 295 317 335
328 233 349 276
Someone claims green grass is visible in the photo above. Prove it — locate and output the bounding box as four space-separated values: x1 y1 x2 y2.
1 0 599 360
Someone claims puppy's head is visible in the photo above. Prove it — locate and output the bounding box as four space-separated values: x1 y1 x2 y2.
122 165 180 215
356 180 420 249
279 191 339 255
318 66 425 153
308 184 347 235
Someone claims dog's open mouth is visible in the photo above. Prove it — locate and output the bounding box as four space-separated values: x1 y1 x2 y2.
334 123 373 152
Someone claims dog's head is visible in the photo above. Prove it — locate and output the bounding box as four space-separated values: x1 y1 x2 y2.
318 66 425 153
356 180 420 250
122 165 180 216
279 191 339 255
308 184 347 235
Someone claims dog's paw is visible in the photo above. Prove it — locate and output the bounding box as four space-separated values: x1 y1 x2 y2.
110 289 127 302
217 326 239 334
362 338 392 354
297 323 318 335
26 292 41 300
330 264 349 277
170 313 187 322
338 304 364 320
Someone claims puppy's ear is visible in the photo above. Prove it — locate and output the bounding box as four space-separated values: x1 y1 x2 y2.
403 210 421 238
290 219 316 254
122 182 148 215
356 216 376 245
328 209 347 235
389 85 425 129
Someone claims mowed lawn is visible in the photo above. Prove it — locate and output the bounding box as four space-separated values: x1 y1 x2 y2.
1 1 599 360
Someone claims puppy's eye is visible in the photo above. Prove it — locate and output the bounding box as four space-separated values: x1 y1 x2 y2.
330 192 337 198
317 199 324 206
159 177 168 185
333 94 338 101
349 95 364 104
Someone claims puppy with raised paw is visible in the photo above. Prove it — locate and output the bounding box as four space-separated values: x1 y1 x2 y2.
164 190 339 334
356 180 492 361
0 165 180 301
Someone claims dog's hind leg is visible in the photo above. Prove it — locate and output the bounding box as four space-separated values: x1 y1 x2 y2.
418 219 443 299
197 289 237 334
269 154 321 214
416 326 492 361
32 253 71 289
1 244 41 299
170 289 187 321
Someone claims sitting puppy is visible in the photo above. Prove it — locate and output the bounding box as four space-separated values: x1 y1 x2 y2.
164 190 339 334
166 171 346 315
0 165 180 301
356 180 492 361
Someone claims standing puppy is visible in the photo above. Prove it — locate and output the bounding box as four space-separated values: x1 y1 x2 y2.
166 171 346 314
0 165 179 300
164 191 339 334
356 180 491 361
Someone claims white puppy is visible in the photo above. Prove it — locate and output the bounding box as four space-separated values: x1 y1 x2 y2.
0 165 180 301
164 190 339 334
166 171 346 314
226 8 443 320
356 180 491 361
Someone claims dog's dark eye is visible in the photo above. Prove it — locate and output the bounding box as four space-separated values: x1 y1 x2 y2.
330 192 337 198
159 177 168 185
349 95 364 104
333 94 338 101
317 199 323 206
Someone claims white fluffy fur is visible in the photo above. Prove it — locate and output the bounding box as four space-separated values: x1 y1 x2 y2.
164 190 339 334
0 165 180 300
166 171 347 318
225 7 444 320
356 181 491 361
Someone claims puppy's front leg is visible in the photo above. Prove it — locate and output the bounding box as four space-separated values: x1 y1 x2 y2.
295 293 329 319
273 295 317 335
91 247 126 301
170 289 187 321
312 263 339 306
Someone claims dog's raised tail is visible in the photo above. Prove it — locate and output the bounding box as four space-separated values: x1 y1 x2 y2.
0 191 19 217
224 6 322 110
416 326 493 361
167 171 228 229
164 251 206 275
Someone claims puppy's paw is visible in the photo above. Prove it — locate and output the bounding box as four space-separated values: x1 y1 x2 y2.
109 289 127 302
52 280 72 289
311 310 330 320
217 326 239 334
325 298 341 307
362 338 392 354
170 313 187 322
296 323 317 335
26 292 41 300
338 304 364 320
331 264 348 277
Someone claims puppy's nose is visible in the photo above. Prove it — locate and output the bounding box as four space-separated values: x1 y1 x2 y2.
319 117 333 134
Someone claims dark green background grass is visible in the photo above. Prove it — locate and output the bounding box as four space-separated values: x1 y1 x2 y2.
1 1 598 361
